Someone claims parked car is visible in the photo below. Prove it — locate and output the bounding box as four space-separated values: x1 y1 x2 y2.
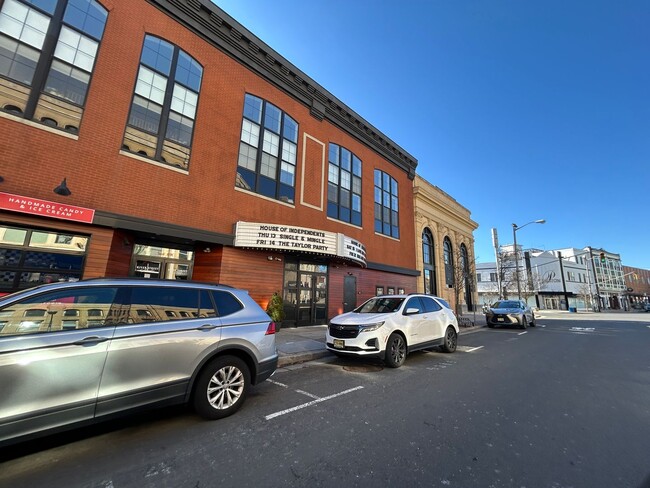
644 303 650 312
326 294 459 368
0 279 278 446
485 299 536 329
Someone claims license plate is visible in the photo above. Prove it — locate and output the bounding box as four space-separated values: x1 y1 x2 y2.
497 317 504 322
333 339 345 349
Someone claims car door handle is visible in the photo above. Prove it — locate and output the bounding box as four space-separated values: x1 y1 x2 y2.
73 336 110 345
197 324 218 331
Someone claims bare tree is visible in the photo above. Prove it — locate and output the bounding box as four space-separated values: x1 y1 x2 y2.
450 244 477 315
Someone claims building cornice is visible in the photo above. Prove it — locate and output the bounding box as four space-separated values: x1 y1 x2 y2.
147 0 418 179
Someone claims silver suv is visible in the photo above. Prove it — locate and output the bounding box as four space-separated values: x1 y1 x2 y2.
326 294 459 368
0 279 278 446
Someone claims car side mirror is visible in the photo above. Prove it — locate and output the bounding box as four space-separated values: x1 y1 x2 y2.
405 308 420 315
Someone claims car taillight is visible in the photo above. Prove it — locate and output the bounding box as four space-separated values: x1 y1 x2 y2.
265 322 277 335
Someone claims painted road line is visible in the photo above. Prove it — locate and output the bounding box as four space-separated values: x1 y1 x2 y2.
464 346 484 352
265 386 364 420
518 331 528 336
570 327 595 332
295 389 320 400
266 379 288 388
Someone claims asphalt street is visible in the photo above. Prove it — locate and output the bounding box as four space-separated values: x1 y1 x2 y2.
1 313 649 488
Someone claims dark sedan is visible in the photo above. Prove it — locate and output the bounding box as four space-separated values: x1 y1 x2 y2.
486 300 536 329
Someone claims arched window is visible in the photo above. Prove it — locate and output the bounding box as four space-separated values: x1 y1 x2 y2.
123 35 203 170
0 0 108 133
327 143 362 226
236 93 298 203
422 228 437 295
443 236 454 287
460 243 473 309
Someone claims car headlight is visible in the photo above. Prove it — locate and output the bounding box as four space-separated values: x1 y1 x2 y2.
359 322 384 332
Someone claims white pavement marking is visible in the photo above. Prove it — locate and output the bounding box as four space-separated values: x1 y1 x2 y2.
295 389 320 400
464 346 484 353
266 379 288 388
518 331 528 336
570 327 595 332
265 386 364 420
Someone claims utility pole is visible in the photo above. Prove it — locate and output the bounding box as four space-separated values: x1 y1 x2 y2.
491 228 502 300
557 251 570 310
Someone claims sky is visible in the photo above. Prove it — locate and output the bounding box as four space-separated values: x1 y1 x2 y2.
214 0 650 269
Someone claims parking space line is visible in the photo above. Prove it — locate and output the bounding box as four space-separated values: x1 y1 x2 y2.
295 389 320 400
518 331 528 336
464 346 484 352
266 379 288 388
265 386 364 420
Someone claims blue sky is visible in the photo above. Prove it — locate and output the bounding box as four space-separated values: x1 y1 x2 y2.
214 0 650 269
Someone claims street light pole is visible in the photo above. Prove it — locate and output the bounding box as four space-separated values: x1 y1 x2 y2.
512 219 546 300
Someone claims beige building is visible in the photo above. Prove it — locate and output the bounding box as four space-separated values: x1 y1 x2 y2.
413 175 479 313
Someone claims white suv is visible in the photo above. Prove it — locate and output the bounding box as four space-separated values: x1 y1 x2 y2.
326 294 459 368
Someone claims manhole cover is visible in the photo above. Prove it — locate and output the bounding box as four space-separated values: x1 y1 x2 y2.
342 364 384 373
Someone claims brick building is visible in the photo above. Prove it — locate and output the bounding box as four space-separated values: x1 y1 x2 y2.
0 0 421 325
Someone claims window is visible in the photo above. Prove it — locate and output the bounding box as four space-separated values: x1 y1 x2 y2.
567 271 576 282
476 273 482 282
422 228 436 294
489 273 497 282
443 237 454 287
127 286 199 323
236 93 298 203
374 170 399 238
122 35 203 171
327 143 361 225
420 296 442 312
0 225 88 294
213 290 243 317
0 286 118 335
0 0 108 132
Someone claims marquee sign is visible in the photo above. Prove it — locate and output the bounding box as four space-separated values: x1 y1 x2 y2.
234 222 366 267
0 192 95 224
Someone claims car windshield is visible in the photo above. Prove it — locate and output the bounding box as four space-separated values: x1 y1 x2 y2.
492 300 521 309
355 297 405 313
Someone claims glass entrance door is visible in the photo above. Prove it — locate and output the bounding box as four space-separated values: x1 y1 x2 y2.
131 244 193 280
283 260 328 326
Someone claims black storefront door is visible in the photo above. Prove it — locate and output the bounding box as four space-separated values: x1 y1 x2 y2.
283 260 328 326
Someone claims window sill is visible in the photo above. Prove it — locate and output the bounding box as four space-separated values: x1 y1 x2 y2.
119 150 189 175
0 111 79 140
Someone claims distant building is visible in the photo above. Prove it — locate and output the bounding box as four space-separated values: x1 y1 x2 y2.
476 246 628 311
623 265 650 308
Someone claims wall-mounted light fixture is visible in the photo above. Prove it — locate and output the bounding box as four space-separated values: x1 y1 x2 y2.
267 256 273 261
53 178 71 196
203 247 211 253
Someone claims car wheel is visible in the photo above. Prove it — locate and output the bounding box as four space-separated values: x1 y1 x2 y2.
520 316 528 329
193 355 250 420
530 315 536 327
487 323 495 328
441 326 457 353
384 333 406 368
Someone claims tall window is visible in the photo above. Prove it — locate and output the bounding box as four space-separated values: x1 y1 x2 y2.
460 243 472 309
422 228 436 295
327 143 361 225
236 93 298 204
0 0 107 132
443 236 454 287
374 170 399 238
122 35 203 171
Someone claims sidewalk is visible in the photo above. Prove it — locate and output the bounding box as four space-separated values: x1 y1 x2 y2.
276 313 486 367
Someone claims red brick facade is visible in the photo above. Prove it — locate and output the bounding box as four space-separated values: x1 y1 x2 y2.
0 0 419 325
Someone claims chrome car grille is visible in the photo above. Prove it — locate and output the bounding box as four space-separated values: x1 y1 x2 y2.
329 324 359 339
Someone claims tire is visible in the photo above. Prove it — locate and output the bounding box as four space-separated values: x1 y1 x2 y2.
193 355 250 420
487 323 495 328
520 316 528 329
384 333 407 368
441 326 458 353
530 315 536 327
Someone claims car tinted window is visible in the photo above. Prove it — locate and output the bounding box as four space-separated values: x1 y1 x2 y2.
199 290 217 318
213 291 243 317
404 297 423 314
0 287 118 335
436 297 452 309
493 301 520 308
127 287 199 324
421 296 442 312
